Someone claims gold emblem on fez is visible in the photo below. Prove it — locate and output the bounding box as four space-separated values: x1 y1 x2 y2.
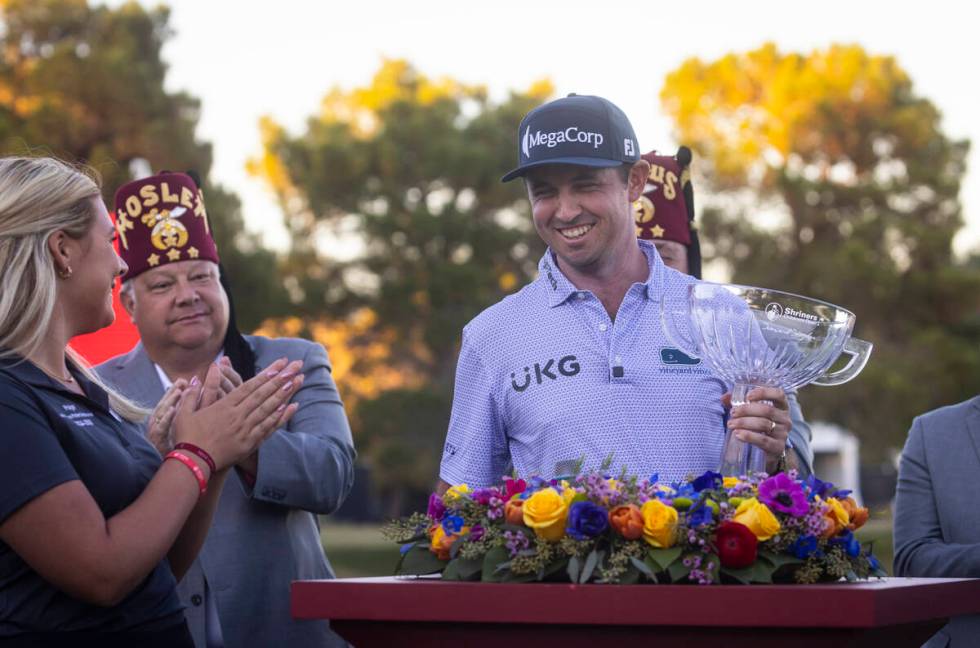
633 195 655 225
143 206 190 251
147 253 161 267
650 224 665 238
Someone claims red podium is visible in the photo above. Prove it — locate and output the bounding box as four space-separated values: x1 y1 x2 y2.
292 576 980 647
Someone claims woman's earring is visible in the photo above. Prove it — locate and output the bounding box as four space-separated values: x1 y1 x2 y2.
58 266 73 279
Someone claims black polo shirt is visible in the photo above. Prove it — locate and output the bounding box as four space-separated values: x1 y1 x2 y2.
0 356 184 636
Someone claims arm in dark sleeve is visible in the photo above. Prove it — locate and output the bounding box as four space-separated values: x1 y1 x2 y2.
249 343 356 514
893 416 980 577
0 381 78 524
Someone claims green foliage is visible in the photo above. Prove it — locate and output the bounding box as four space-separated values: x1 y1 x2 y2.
662 44 980 458
0 0 285 329
254 60 553 501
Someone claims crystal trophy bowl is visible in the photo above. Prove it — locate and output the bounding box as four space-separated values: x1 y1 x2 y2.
662 283 873 476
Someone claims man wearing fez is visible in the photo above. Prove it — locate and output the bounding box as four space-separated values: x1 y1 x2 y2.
634 149 813 477
96 172 355 648
439 95 793 490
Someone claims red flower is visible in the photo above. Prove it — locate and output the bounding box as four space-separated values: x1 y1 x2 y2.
715 521 758 569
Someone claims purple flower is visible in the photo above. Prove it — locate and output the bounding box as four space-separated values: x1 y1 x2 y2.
487 496 505 520
471 488 497 506
468 523 485 542
503 530 530 557
759 473 809 517
426 493 446 521
565 501 609 540
692 470 723 492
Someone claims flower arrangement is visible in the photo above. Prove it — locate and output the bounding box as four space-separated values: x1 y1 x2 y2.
382 469 886 585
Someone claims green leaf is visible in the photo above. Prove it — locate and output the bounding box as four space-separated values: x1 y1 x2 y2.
618 564 642 585
480 546 510 583
567 555 581 583
647 546 683 572
541 557 570 581
396 544 446 576
845 569 859 583
453 556 484 581
719 566 752 584
758 550 804 570
668 558 691 583
580 549 602 583
629 556 658 583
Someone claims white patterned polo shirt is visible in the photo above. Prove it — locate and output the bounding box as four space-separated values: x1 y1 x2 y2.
440 240 730 488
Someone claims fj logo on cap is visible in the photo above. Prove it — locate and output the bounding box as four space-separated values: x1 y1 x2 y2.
522 125 604 158
624 138 635 156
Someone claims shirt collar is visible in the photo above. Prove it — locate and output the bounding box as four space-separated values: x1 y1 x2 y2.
153 350 224 391
537 239 666 307
0 353 112 413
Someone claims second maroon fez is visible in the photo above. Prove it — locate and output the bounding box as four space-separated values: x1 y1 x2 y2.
113 172 220 282
633 147 701 278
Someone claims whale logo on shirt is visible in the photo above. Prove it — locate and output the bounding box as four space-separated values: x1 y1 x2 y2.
511 355 580 392
660 348 701 366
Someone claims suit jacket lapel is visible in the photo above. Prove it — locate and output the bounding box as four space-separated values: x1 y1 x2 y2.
118 342 166 407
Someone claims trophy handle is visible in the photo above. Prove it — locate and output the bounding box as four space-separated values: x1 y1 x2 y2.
811 337 873 386
660 296 701 360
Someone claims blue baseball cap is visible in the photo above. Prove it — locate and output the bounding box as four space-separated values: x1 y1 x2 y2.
501 94 640 182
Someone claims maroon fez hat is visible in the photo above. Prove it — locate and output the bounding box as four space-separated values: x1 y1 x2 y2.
633 150 692 246
113 171 219 282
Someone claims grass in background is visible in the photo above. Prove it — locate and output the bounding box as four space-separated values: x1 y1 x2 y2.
321 521 399 578
322 515 896 579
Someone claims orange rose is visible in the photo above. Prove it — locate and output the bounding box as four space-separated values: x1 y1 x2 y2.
841 497 870 531
505 498 526 526
428 524 461 560
609 504 644 540
819 497 850 539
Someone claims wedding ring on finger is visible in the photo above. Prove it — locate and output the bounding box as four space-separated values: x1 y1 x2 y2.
768 419 776 434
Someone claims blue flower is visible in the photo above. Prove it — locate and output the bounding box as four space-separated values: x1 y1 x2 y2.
692 471 723 492
867 554 882 572
789 535 821 559
441 515 465 535
686 503 713 527
648 473 660 485
565 501 609 540
829 529 861 557
804 475 836 500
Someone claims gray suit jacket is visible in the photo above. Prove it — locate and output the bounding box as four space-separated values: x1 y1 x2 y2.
894 395 980 648
97 336 356 648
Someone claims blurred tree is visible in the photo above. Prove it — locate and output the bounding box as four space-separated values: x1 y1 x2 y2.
0 0 284 328
662 43 980 458
250 60 552 509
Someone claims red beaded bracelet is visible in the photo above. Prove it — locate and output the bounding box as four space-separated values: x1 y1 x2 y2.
174 442 217 474
165 450 208 495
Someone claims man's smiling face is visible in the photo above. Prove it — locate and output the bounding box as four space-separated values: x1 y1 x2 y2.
525 163 643 276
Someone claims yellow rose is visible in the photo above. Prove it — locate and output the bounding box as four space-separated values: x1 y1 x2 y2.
443 484 470 503
640 499 678 548
522 488 570 542
722 477 740 489
733 498 781 541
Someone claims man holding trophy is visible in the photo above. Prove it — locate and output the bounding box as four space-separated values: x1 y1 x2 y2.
438 94 793 490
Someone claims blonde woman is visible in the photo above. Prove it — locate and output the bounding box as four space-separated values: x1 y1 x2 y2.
0 157 302 647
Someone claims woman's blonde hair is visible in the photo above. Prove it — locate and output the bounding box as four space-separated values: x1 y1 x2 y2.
0 156 147 422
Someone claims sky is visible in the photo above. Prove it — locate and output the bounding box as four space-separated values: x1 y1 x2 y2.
126 0 980 257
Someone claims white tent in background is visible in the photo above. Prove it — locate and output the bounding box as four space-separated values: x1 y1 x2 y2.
810 422 862 504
